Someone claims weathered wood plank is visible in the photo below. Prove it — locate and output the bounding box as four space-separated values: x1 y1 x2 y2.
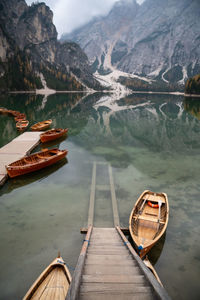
83 264 141 276
79 292 154 300
82 274 146 284
80 283 152 293
88 245 127 250
87 249 130 255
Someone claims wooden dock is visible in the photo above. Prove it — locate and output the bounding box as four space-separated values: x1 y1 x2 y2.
67 162 171 300
66 226 170 300
0 132 41 185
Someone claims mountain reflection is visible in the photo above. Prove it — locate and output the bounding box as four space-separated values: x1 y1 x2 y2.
183 97 200 120
1 93 200 156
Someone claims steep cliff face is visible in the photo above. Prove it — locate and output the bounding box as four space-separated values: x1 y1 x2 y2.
0 0 101 91
63 0 200 85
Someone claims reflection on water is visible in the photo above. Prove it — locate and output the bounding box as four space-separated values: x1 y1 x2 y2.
0 93 200 300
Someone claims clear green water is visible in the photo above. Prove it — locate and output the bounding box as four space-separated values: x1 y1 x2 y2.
0 93 200 299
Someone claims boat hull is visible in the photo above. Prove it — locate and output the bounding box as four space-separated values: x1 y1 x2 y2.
40 128 68 143
6 149 67 178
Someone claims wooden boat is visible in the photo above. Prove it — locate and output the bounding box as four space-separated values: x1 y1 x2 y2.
16 120 29 130
129 190 169 258
40 128 68 143
6 148 67 178
23 255 71 300
14 113 26 122
31 119 52 131
143 256 163 286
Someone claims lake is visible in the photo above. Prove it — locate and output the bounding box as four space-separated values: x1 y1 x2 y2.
0 92 200 300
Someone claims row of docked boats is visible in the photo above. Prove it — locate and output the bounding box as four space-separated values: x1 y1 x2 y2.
0 106 54 131
0 107 29 130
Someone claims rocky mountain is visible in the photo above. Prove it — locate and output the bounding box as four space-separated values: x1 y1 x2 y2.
0 0 101 91
63 0 200 87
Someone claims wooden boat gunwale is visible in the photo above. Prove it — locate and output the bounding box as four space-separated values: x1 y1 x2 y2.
23 256 71 300
129 190 169 258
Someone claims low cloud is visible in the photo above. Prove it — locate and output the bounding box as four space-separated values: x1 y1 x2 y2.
26 0 145 37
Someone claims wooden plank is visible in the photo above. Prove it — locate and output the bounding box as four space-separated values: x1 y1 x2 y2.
80 284 152 293
79 292 154 300
85 254 135 264
87 249 130 255
83 265 141 275
90 236 121 242
81 227 130 235
88 245 127 250
82 274 146 284
88 163 96 227
108 165 120 226
92 228 116 232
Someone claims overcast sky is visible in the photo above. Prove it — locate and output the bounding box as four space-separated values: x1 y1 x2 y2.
25 0 145 37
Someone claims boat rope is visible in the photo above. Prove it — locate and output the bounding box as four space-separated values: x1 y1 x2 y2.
84 239 90 245
57 259 66 265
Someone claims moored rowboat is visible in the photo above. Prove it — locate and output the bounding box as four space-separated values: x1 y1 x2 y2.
31 119 52 131
6 148 67 178
40 128 68 143
16 120 29 130
129 190 169 258
14 113 26 122
23 255 71 300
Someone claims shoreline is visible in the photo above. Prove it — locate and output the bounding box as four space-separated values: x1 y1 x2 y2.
4 90 200 98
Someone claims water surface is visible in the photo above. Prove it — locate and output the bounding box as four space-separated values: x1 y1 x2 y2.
0 93 199 299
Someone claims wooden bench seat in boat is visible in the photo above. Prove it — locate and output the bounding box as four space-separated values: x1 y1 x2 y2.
133 215 165 224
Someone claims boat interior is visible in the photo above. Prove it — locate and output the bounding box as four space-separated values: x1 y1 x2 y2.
131 192 167 245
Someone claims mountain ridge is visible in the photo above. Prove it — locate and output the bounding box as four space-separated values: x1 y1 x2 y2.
62 0 200 88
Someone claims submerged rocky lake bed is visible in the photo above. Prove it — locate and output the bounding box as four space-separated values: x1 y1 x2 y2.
0 93 200 300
